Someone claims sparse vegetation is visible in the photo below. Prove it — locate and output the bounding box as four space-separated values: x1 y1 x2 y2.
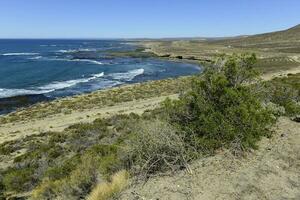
0 76 192 124
0 50 299 199
265 73 300 117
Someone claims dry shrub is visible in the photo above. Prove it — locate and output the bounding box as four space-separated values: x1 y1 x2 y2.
31 154 100 200
86 170 128 200
123 120 190 177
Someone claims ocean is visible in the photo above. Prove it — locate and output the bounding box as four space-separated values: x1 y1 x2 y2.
0 39 201 113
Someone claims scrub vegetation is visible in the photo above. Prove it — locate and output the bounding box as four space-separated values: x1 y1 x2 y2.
1 53 299 199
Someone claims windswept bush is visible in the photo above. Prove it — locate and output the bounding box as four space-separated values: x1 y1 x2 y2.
122 120 190 177
163 54 276 154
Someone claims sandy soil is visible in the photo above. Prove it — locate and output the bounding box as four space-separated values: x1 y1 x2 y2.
0 94 178 144
119 117 300 200
262 65 300 80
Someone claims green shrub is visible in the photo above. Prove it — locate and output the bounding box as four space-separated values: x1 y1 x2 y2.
3 167 36 192
32 154 100 200
44 155 81 180
163 54 276 154
88 144 122 177
32 143 124 200
265 80 300 117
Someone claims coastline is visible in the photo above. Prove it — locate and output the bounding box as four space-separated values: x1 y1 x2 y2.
0 43 202 116
1 43 300 199
0 70 196 145
1 39 299 144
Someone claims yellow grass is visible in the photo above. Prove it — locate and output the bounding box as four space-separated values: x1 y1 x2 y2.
86 170 129 200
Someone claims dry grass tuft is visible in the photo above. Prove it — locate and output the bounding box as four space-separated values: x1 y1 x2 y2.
86 170 129 200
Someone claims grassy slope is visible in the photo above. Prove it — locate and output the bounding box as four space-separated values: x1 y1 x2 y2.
141 24 300 74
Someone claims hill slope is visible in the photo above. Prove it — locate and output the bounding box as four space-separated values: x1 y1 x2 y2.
120 117 300 200
213 24 300 50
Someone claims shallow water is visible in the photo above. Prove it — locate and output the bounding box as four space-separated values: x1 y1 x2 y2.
0 39 201 99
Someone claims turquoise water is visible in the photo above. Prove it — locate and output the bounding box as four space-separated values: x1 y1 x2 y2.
0 39 201 99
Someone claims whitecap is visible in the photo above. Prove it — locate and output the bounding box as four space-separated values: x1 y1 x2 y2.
40 57 103 65
56 49 78 53
56 48 96 54
37 72 104 91
109 68 144 81
2 53 39 56
0 88 54 98
28 56 43 60
78 48 96 52
71 59 103 65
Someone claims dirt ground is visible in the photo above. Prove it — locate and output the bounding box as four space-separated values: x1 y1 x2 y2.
119 117 300 200
0 94 178 144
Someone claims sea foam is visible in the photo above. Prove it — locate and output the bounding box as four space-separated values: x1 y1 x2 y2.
0 73 104 98
38 72 104 90
110 68 144 81
0 88 54 98
41 57 103 65
2 53 39 56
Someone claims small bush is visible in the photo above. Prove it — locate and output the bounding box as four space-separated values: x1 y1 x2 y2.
123 120 190 177
32 144 123 200
44 155 81 180
265 81 300 117
32 154 100 200
3 167 36 192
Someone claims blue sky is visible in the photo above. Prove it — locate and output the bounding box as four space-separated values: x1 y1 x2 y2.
0 0 299 38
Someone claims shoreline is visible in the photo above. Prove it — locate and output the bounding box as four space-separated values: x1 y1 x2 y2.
0 53 202 116
1 41 299 145
0 75 193 123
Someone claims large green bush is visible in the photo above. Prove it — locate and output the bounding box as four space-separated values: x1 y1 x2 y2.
163 54 276 154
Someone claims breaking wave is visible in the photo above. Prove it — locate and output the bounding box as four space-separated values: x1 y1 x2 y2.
38 72 104 90
27 56 104 65
0 88 54 98
0 73 104 98
109 68 145 81
56 48 96 53
2 52 39 56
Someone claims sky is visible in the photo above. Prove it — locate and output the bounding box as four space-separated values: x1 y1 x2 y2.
0 0 299 39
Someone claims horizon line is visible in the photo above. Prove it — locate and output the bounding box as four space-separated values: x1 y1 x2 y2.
0 24 296 40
